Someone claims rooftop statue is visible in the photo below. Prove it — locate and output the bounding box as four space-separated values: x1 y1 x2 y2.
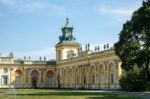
65 17 69 27
9 52 14 58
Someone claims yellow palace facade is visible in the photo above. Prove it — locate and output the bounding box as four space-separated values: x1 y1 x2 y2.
0 19 122 89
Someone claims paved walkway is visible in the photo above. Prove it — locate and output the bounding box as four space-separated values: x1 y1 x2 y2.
121 91 150 99
63 90 150 99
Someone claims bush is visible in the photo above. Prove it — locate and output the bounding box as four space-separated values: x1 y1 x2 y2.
146 82 150 91
119 66 146 91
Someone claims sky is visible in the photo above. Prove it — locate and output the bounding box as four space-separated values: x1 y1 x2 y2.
0 0 143 60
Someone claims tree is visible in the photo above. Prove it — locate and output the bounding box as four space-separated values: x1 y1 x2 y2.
119 66 145 91
114 0 150 89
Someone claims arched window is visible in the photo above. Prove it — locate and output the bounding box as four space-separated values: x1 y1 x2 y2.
31 70 39 88
47 70 54 87
91 66 95 85
110 64 115 85
15 70 22 87
58 50 61 61
67 50 76 59
100 65 105 86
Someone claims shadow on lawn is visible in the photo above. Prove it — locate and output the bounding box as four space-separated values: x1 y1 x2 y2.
5 91 143 99
7 92 116 96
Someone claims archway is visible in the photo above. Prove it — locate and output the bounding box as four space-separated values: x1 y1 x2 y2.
31 70 39 88
15 70 22 87
47 70 54 88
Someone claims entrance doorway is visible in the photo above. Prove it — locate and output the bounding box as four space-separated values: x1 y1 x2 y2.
31 70 39 88
32 77 37 88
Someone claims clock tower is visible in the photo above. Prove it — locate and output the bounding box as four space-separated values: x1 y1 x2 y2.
55 18 80 61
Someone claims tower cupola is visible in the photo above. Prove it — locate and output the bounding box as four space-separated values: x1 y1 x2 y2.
55 18 80 61
59 17 76 43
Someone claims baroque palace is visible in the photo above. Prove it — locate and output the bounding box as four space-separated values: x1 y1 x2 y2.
0 18 122 89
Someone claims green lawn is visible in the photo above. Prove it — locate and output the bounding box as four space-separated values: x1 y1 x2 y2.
0 89 144 99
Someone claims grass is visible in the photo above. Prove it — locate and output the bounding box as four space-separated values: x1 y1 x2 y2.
0 89 144 99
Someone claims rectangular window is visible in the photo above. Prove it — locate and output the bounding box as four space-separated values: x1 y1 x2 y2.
58 54 61 61
47 77 51 86
76 76 78 84
1 58 11 62
92 75 95 84
3 68 8 73
100 72 104 84
84 76 86 84
2 76 8 85
110 74 114 84
15 76 21 85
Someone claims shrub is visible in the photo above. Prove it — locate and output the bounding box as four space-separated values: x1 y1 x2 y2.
119 66 146 91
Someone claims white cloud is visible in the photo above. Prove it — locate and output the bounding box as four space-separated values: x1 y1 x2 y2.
98 7 135 17
13 47 56 60
0 0 67 16
98 7 138 22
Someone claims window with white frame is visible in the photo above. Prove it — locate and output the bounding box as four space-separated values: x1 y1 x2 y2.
67 50 76 59
3 68 8 73
2 76 8 85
